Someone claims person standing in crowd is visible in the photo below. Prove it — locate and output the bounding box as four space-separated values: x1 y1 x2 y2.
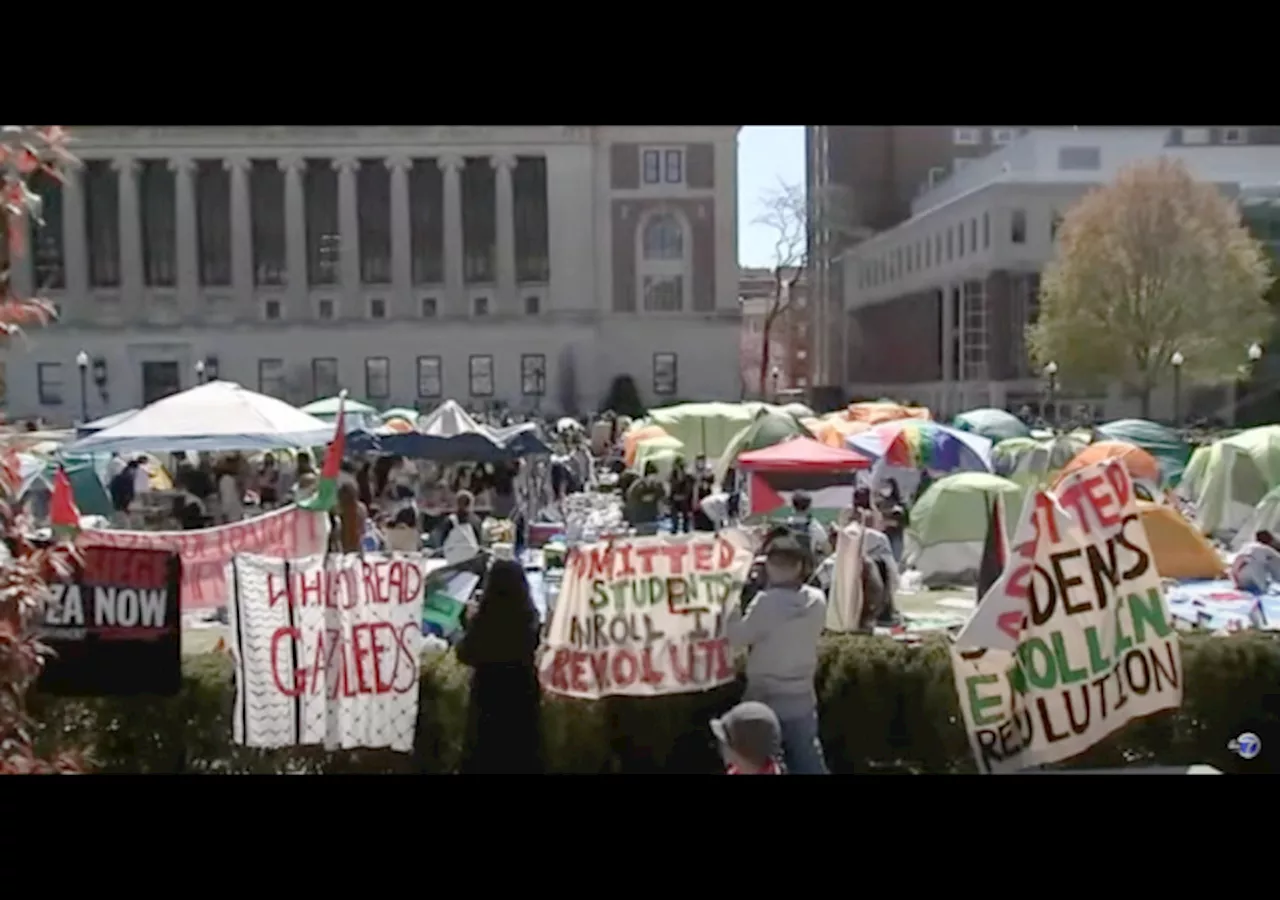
491 460 518 521
786 491 830 559
217 456 244 524
336 481 364 553
456 558 544 773
626 461 666 535
109 458 140 521
711 701 784 775
878 478 907 562
257 453 281 509
356 460 374 509
725 535 828 774
669 457 695 534
692 463 717 532
132 455 151 499
436 489 487 560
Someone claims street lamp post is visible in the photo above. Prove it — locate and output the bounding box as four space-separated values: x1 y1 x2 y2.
1043 361 1058 426
1170 351 1184 427
195 359 205 385
75 351 89 424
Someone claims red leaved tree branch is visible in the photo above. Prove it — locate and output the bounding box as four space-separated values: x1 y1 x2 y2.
0 125 86 774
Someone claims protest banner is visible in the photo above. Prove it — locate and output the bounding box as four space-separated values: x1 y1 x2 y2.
79 505 330 610
38 547 182 696
540 530 753 699
227 553 427 752
951 460 1183 774
825 520 866 632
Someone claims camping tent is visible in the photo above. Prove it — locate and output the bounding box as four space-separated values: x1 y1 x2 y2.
736 436 870 522
68 381 334 454
624 424 670 467
952 408 1031 443
1136 502 1224 579
905 472 1025 587
811 416 870 448
1097 419 1191 487
1231 485 1280 550
849 420 992 473
352 399 507 461
633 434 686 477
648 402 762 459
845 402 931 425
1055 441 1161 486
1180 433 1278 537
991 434 1090 488
717 411 810 480
75 408 138 438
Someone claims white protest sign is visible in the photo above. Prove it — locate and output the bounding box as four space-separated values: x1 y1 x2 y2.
227 553 427 753
540 530 754 699
950 460 1182 774
826 521 866 633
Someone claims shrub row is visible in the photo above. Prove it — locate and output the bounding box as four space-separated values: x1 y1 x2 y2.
28 632 1280 774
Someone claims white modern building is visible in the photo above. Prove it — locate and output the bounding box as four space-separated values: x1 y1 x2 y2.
5 126 742 423
840 127 1280 419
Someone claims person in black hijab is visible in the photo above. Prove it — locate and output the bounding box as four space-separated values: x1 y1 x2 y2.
455 559 544 773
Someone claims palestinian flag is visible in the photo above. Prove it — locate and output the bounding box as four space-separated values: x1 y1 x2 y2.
423 553 488 637
50 466 81 536
746 471 857 524
976 495 1008 603
298 391 346 512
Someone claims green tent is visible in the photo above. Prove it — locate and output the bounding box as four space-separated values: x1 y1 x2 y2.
1178 427 1280 536
990 433 1090 489
952 408 1031 443
37 453 113 518
716 411 809 481
1231 485 1280 550
905 472 1026 587
633 434 686 478
648 402 758 459
1097 419 1191 487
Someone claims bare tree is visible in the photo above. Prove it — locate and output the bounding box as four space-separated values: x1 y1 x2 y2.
752 179 806 397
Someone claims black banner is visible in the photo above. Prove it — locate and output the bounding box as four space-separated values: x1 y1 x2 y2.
38 547 182 696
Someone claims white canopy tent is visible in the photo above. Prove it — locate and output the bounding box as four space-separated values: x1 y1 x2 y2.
419 399 485 437
67 381 334 454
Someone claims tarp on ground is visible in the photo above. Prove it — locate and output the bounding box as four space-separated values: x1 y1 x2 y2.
904 472 1025 588
1137 502 1224 580
1097 418 1191 487
952 408 1031 443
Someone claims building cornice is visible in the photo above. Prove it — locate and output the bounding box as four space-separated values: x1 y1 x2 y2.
65 126 596 154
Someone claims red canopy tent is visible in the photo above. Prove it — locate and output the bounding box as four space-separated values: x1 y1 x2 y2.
735 437 869 520
736 436 870 471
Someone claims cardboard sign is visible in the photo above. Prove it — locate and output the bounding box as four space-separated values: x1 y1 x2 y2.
951 460 1182 774
79 505 330 610
38 547 182 696
227 553 426 753
539 531 753 699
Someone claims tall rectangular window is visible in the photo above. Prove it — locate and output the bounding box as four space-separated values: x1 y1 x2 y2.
513 157 549 283
409 161 444 284
417 355 442 399
365 356 390 399
357 159 391 284
304 160 340 286
653 353 678 396
1011 209 1027 244
311 357 339 399
521 354 546 397
139 160 176 287
37 362 63 405
196 161 232 286
468 355 494 397
461 159 495 283
29 169 64 289
84 160 120 288
250 160 286 286
258 359 285 398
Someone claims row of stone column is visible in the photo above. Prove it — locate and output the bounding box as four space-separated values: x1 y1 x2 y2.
39 154 522 322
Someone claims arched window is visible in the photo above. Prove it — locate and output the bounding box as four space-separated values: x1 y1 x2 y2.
637 211 689 312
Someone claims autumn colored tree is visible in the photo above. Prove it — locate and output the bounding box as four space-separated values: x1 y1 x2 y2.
751 180 806 397
1028 158 1275 417
0 125 85 774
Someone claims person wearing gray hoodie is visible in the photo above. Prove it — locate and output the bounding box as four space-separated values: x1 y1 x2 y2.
724 535 828 774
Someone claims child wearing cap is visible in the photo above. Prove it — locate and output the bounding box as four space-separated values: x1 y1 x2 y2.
711 701 784 775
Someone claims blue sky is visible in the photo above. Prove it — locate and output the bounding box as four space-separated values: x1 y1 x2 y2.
737 126 805 267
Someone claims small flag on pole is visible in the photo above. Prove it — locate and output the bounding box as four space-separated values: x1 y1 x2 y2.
298 390 346 512
50 465 81 536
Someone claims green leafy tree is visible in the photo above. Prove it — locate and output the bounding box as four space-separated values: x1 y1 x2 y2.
1028 157 1274 416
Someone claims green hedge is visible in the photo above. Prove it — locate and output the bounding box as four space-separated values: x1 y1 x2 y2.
27 632 1280 774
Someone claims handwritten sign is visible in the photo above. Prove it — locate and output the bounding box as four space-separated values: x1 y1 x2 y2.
79 506 330 610
951 460 1183 774
38 547 182 696
540 531 753 699
227 553 426 753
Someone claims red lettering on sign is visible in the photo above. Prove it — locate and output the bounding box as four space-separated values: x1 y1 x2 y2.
612 649 638 687
1104 461 1131 509
635 545 660 575
270 626 302 696
694 542 714 572
1082 474 1120 529
659 542 689 575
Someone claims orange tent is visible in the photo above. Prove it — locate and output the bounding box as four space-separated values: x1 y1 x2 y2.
846 402 932 426
1054 440 1161 486
624 424 669 467
382 417 415 434
814 417 871 448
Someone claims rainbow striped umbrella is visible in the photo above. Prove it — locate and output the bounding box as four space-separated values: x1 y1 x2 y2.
848 420 992 473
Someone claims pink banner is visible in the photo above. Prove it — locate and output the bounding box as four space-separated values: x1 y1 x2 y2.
78 506 331 611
